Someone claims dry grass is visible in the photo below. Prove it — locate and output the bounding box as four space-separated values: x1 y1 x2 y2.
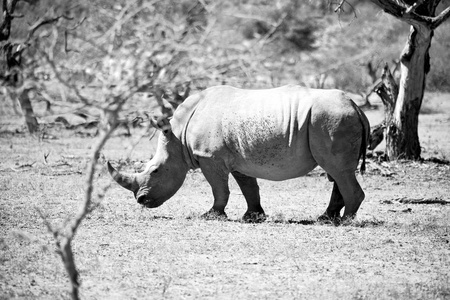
1 93 450 299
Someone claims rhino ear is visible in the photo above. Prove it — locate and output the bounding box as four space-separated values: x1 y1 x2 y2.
150 115 172 135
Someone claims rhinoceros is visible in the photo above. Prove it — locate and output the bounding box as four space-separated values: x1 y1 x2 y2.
108 84 370 222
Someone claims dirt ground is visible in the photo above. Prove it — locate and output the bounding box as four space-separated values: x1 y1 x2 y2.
0 93 449 299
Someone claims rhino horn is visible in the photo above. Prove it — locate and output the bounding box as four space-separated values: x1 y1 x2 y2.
107 161 135 191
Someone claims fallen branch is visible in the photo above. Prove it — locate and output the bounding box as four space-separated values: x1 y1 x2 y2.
382 197 450 205
396 197 450 205
10 161 36 171
388 208 413 213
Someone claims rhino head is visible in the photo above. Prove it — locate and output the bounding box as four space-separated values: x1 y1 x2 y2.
108 116 189 208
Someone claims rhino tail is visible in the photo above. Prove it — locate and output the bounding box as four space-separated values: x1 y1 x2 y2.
360 125 367 175
357 107 369 175
350 100 369 175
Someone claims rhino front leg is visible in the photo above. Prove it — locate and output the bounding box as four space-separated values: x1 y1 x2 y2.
199 158 230 220
231 171 266 223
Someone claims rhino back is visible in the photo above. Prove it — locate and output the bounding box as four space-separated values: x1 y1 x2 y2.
182 86 314 179
172 85 361 180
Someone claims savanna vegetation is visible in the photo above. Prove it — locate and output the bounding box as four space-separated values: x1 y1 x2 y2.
1 0 449 299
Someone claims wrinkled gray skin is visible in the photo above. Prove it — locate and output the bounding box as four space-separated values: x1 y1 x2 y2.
108 85 370 222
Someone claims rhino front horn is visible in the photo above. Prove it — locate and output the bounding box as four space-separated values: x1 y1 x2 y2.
107 161 135 191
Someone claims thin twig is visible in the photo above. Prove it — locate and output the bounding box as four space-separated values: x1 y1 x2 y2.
258 12 288 46
28 14 70 41
334 0 347 13
40 49 92 106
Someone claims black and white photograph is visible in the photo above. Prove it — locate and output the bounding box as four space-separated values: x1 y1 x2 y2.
1 0 449 299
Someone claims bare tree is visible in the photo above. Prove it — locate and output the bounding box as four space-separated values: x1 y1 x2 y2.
367 0 450 159
3 1 263 298
1 0 88 133
1 0 38 133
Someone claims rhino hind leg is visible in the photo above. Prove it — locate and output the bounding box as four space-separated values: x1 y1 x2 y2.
309 121 365 221
231 171 266 223
331 171 365 220
318 180 345 222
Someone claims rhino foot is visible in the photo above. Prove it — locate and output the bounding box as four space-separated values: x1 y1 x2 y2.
242 211 267 223
317 212 341 226
201 209 228 221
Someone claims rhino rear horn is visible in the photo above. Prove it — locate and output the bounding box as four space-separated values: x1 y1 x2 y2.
107 161 135 191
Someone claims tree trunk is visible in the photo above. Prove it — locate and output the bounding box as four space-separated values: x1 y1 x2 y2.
371 23 437 160
373 24 432 161
18 88 39 134
388 24 432 160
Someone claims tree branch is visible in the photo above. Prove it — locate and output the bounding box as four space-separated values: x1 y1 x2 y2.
333 0 357 19
67 126 115 237
431 5 450 29
38 123 117 300
405 0 425 13
374 63 398 108
39 49 95 107
28 14 69 40
66 15 87 31
258 12 287 46
334 0 347 13
368 0 433 27
0 0 20 41
8 0 19 14
368 0 406 18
